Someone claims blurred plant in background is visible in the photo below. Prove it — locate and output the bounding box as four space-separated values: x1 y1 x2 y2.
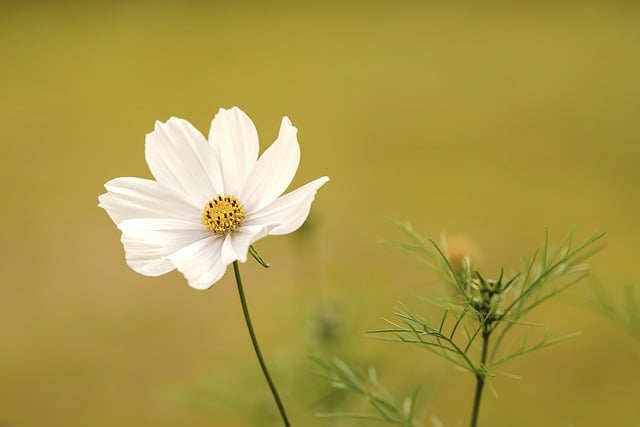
316 222 605 427
315 357 423 427
584 281 640 342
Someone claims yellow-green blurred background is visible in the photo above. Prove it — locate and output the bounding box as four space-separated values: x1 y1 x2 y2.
1 1 639 426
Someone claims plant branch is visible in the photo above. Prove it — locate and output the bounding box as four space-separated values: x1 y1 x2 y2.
470 324 491 427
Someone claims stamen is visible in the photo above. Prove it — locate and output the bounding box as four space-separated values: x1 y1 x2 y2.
202 194 245 234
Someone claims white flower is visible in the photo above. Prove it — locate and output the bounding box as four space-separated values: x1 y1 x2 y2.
99 107 329 290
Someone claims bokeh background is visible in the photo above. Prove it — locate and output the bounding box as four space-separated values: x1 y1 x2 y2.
1 1 639 426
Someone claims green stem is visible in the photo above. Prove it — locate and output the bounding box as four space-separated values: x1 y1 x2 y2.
470 326 490 427
233 261 291 426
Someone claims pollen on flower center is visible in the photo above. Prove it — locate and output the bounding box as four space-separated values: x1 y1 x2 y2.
202 195 245 234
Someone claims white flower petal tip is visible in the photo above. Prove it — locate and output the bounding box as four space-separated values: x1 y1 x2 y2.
246 176 330 236
99 107 328 289
280 116 294 130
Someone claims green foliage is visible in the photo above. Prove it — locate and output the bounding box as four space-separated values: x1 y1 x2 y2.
586 281 640 341
377 221 605 379
317 222 605 426
314 357 420 427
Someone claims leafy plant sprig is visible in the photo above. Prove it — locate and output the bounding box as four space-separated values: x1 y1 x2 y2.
314 357 421 427
370 221 605 427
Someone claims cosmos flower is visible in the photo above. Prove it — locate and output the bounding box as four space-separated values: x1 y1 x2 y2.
99 107 329 290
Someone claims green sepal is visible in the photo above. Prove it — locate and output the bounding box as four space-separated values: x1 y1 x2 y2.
249 245 270 268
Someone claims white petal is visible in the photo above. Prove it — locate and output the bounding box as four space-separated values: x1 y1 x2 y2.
240 117 301 213
98 177 199 225
208 107 259 195
145 117 223 205
168 235 227 290
220 225 272 265
118 218 209 277
245 176 329 235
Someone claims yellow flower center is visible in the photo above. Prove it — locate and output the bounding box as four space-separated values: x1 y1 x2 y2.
202 195 245 235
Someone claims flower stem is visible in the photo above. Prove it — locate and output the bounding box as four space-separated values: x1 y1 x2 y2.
233 261 291 427
470 326 491 427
